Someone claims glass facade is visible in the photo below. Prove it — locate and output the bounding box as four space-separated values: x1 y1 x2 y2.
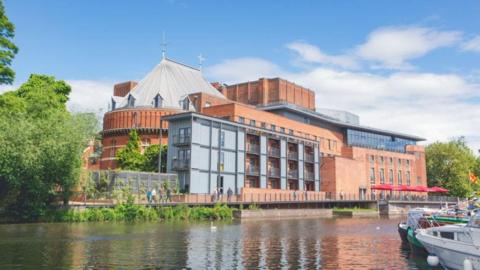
346 129 416 153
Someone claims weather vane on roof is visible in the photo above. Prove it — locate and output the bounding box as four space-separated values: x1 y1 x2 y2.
198 54 205 71
161 31 168 60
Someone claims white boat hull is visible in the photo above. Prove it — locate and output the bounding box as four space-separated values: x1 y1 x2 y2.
417 231 480 270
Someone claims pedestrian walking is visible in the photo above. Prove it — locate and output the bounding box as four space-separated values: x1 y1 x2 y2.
147 190 152 204
159 188 164 203
293 190 297 201
227 187 233 202
151 188 157 203
166 188 172 202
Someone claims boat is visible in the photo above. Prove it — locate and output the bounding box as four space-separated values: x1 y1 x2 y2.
398 208 470 250
416 211 480 270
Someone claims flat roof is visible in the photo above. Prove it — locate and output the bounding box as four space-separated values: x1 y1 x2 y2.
258 103 426 141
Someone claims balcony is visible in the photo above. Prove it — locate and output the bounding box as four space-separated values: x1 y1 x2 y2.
267 167 280 178
172 159 190 170
246 143 260 154
268 147 280 157
304 170 315 180
304 153 314 163
173 135 191 146
287 169 298 179
246 166 260 176
287 151 298 160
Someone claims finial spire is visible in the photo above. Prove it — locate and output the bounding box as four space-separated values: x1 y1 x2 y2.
198 54 205 71
161 31 167 60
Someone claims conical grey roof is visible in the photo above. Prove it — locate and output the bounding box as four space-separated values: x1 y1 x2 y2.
115 58 224 109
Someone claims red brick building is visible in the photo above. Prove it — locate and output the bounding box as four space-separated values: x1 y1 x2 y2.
98 57 427 196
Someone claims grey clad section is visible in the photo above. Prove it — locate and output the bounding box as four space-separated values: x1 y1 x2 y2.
166 112 322 194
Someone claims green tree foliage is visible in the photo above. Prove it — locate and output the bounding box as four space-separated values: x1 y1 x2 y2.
426 138 478 198
0 75 98 220
116 130 145 171
0 1 18 84
116 130 168 172
142 144 167 172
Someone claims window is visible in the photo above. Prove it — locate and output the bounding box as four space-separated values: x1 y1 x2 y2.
370 168 375 184
380 156 384 165
389 157 393 165
289 129 294 135
406 171 411 186
280 127 285 133
110 139 116 157
406 160 410 167
111 99 116 110
328 139 332 150
220 131 225 147
380 168 385 184
250 120 256 127
261 122 266 128
345 129 416 153
219 151 225 169
271 124 276 131
389 169 394 184
369 155 375 164
182 97 190 110
398 170 403 185
398 159 402 167
440 231 454 240
333 141 337 151
127 95 135 107
205 101 211 108
238 117 245 124
154 94 163 108
179 127 191 143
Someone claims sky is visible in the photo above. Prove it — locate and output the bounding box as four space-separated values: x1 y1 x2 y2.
2 0 480 152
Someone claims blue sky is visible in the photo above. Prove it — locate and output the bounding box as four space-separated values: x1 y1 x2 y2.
3 0 480 152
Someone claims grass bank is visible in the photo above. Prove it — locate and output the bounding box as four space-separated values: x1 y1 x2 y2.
42 198 233 223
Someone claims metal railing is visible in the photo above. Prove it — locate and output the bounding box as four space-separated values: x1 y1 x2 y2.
304 171 315 180
287 169 298 179
267 167 280 177
172 135 191 146
246 166 260 176
246 143 260 154
172 159 190 170
287 151 298 160
304 153 314 163
268 147 280 157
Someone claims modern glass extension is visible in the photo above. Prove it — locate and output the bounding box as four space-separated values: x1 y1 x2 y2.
346 129 416 153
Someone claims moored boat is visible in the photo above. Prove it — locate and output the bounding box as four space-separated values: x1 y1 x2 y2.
416 211 480 270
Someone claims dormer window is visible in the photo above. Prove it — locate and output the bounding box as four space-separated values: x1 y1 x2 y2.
111 98 116 110
127 95 135 107
154 94 163 108
182 97 190 110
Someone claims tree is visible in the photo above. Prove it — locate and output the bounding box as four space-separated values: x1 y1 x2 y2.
142 144 167 172
0 75 98 220
426 138 478 198
116 130 145 171
0 0 18 84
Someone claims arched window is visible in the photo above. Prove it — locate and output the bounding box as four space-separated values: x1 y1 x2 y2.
154 94 163 108
127 95 135 107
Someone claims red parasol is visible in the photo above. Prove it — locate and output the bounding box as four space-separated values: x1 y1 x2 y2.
410 186 429 192
371 184 394 190
394 185 411 191
427 186 449 193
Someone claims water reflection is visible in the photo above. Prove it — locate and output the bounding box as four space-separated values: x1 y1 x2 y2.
0 217 438 269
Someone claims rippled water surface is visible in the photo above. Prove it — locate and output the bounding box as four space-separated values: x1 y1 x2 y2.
0 217 441 269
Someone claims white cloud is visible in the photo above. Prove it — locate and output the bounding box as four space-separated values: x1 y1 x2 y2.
286 41 358 69
205 57 281 84
461 35 480 52
206 57 480 152
356 26 461 69
66 80 113 115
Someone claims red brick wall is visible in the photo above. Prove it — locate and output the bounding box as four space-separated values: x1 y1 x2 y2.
113 81 138 97
223 78 316 110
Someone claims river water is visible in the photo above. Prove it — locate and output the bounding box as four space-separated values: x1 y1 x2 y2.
0 216 441 269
